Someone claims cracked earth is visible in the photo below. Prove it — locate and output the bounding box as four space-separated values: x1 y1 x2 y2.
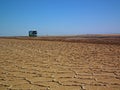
0 38 120 90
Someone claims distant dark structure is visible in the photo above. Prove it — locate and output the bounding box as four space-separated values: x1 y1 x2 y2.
29 31 37 37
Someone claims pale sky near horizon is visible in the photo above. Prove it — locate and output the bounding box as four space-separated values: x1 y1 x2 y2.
0 0 120 36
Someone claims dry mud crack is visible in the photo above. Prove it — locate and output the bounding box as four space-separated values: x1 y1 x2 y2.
0 38 120 90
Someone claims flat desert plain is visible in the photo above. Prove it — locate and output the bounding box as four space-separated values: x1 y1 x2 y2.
0 35 120 90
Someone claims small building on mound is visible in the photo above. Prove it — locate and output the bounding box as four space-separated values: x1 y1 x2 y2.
29 31 37 37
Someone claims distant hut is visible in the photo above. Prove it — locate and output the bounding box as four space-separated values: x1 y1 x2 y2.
29 31 37 37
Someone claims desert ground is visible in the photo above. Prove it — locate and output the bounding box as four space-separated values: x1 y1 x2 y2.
0 35 120 90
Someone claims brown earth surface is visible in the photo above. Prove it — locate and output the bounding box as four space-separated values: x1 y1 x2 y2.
0 36 120 90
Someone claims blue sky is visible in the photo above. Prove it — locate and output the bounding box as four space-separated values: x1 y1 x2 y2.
0 0 120 36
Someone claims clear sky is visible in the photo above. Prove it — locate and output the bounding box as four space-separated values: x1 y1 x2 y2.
0 0 120 36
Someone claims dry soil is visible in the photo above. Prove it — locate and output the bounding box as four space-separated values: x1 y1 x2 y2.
0 38 120 90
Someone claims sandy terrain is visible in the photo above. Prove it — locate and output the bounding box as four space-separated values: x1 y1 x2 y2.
0 36 120 90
